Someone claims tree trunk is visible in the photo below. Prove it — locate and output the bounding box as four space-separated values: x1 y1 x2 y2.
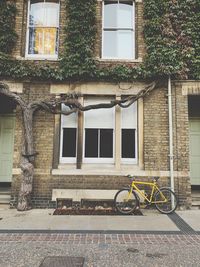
17 158 34 211
17 108 35 211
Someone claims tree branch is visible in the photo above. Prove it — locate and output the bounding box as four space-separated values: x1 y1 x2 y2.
31 81 158 114
0 82 26 109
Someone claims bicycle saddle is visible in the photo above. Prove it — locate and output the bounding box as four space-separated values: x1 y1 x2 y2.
153 176 160 182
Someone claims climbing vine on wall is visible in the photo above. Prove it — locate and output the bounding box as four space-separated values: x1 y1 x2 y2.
0 0 18 54
0 0 199 81
60 0 97 79
143 0 200 79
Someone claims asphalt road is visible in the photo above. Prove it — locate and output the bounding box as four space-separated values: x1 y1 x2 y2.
0 233 200 267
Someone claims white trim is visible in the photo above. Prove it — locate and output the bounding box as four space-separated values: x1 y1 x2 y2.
102 0 135 60
25 0 60 60
52 167 189 177
25 54 58 60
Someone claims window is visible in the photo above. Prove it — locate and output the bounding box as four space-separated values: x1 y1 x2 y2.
60 96 138 166
102 1 135 59
121 101 137 163
26 0 59 59
83 97 115 163
60 104 77 163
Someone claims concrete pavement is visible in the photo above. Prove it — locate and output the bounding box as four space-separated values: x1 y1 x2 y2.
0 206 199 233
0 207 200 267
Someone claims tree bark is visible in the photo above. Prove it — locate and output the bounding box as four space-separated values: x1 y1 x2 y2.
17 158 34 211
17 108 35 211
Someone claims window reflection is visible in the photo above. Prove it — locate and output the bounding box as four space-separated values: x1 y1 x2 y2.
28 0 59 57
103 1 135 59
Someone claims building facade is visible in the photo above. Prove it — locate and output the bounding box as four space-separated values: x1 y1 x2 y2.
0 0 200 208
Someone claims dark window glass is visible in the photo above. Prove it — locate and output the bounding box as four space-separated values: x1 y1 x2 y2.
62 128 76 157
85 129 98 157
100 129 113 158
122 129 135 158
188 96 200 117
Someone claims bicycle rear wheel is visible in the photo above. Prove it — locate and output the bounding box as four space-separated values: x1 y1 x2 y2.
154 188 178 214
114 189 138 214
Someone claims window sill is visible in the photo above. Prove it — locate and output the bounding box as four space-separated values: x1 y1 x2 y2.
96 57 143 63
22 56 58 61
52 163 141 176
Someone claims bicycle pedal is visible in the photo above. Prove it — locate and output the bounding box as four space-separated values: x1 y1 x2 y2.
139 204 147 209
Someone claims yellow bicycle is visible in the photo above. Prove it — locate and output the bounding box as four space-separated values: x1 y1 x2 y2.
114 175 178 214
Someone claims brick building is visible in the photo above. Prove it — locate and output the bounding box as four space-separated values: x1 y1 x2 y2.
0 0 200 208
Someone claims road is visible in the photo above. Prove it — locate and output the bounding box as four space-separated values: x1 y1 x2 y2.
0 233 200 267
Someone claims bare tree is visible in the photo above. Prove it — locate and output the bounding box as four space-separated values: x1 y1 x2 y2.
0 81 157 211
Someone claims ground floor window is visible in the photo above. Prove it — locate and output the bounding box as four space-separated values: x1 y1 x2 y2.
60 96 137 166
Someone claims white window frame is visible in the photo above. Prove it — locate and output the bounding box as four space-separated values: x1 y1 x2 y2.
83 128 115 164
102 0 135 60
121 101 138 164
83 97 115 164
60 105 77 164
26 0 60 60
59 96 138 166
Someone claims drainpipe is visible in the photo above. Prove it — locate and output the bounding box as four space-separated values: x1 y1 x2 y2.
168 76 175 208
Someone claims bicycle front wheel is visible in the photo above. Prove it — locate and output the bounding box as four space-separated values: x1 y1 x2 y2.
154 188 178 214
114 189 138 214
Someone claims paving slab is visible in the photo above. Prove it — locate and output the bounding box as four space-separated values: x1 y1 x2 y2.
177 210 200 231
0 208 179 232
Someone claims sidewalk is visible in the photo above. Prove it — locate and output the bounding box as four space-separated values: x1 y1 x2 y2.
0 207 199 233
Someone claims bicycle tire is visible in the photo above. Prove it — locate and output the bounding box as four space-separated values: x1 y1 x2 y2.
114 189 138 214
154 188 178 214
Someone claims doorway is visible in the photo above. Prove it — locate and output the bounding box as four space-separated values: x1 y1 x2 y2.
0 115 15 182
188 96 200 188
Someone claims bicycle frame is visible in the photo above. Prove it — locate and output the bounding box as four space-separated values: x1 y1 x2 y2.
129 180 168 204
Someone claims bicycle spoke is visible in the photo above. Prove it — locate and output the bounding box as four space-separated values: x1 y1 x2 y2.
114 189 138 214
154 188 178 214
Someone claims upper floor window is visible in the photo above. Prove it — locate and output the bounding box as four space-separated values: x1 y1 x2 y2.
26 0 60 59
102 1 135 60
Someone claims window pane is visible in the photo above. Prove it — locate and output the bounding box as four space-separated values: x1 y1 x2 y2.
121 101 137 128
118 2 133 28
104 2 133 28
85 129 98 158
44 3 59 27
84 97 115 128
103 30 133 59
118 31 133 58
103 31 118 58
30 1 59 27
30 2 45 26
122 129 135 158
61 104 77 128
28 28 58 55
100 129 113 158
62 128 76 157
104 2 118 28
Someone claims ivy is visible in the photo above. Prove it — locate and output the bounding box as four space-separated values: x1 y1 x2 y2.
0 0 18 54
0 0 199 81
60 0 97 79
143 0 200 79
